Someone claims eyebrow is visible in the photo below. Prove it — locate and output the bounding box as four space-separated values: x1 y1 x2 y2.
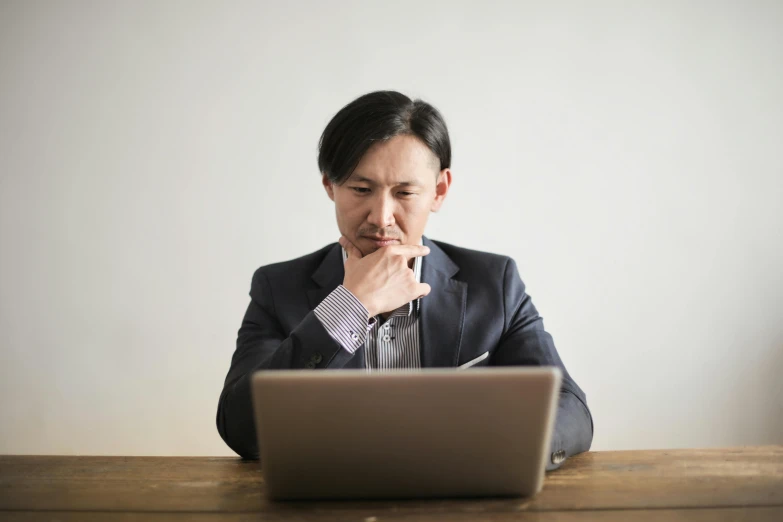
348 175 422 187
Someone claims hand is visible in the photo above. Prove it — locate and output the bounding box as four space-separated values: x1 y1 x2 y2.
338 235 432 318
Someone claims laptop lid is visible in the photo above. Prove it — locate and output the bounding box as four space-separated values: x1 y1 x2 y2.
251 367 562 500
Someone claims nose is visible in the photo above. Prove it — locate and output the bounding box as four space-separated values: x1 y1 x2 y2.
366 192 395 230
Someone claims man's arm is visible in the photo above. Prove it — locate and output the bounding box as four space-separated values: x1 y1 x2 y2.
216 268 369 459
491 258 594 471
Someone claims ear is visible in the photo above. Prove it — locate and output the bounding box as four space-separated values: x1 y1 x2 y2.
322 173 335 202
430 168 452 212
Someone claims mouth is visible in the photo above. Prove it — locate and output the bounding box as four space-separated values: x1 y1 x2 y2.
362 236 400 247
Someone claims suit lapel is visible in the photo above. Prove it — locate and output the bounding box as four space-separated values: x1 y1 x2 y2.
420 236 467 368
307 244 366 369
307 243 344 311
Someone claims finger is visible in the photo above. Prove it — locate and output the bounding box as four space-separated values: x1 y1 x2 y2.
385 244 431 259
339 235 364 259
415 282 431 298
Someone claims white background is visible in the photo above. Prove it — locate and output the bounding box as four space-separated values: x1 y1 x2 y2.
1 0 781 456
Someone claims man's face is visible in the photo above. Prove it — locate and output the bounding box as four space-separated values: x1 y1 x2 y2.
322 135 452 256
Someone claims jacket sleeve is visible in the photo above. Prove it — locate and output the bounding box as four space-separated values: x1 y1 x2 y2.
491 258 594 471
216 268 362 459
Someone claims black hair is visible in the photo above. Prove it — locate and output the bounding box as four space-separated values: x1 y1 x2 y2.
317 90 451 185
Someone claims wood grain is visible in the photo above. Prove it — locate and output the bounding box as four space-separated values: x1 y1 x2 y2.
2 508 783 522
0 447 781 520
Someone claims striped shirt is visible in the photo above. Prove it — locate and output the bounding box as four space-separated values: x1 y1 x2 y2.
313 242 423 370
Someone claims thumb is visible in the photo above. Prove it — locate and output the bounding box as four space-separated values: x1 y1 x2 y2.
338 235 363 260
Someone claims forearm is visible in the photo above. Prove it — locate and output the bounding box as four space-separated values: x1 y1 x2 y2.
217 309 360 459
546 390 594 471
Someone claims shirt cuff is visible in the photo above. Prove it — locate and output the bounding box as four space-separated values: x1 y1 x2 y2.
313 285 374 354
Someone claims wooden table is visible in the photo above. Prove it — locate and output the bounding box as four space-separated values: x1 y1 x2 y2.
1 447 782 521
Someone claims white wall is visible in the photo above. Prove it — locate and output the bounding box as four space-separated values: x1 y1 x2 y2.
1 0 781 456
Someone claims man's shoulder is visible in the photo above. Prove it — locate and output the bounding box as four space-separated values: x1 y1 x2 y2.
430 238 513 278
251 242 337 281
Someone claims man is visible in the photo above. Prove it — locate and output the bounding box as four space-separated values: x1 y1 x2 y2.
217 90 593 470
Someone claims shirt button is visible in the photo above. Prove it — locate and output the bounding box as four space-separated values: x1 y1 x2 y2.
351 333 359 341
384 323 391 329
383 335 391 342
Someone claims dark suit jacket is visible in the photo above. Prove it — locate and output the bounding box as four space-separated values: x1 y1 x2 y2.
217 237 593 470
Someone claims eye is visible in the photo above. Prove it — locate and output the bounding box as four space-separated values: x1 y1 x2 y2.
351 187 370 194
399 192 416 197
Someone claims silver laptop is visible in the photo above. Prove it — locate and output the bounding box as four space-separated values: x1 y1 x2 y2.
251 367 562 500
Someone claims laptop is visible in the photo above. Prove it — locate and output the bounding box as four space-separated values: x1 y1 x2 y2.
251 366 562 500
